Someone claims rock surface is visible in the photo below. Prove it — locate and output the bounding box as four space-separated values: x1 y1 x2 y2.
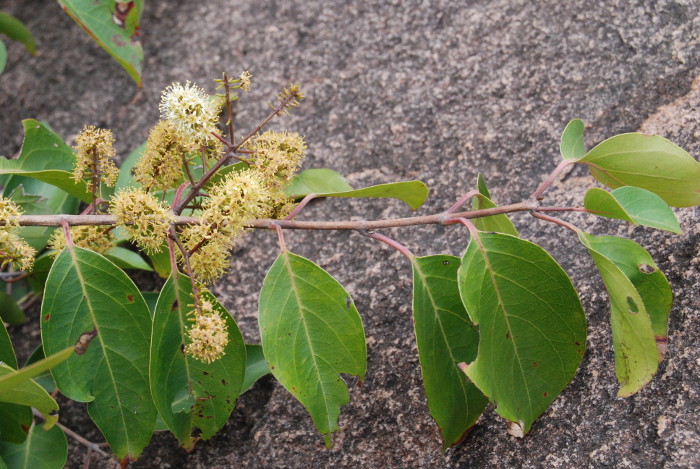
1 0 699 467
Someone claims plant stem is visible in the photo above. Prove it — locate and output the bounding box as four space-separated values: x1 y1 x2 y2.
530 211 581 234
361 231 414 260
14 200 537 230
530 160 572 200
31 409 110 458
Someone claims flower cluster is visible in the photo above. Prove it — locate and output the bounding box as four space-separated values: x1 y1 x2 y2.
133 120 188 191
179 171 272 283
110 188 173 253
185 293 229 364
48 225 116 257
72 125 119 190
0 197 35 270
159 81 222 150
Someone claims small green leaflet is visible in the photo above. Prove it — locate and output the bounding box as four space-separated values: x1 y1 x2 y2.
241 344 270 394
578 133 700 207
59 0 144 86
472 174 518 236
285 168 429 210
0 424 67 469
579 233 670 396
411 255 487 449
0 363 59 430
584 186 681 234
150 274 246 449
259 251 367 447
41 247 156 461
560 119 586 160
458 232 587 433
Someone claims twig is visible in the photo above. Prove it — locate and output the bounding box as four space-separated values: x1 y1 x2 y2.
284 193 317 220
530 211 581 234
32 409 110 458
12 201 537 230
359 231 414 260
530 160 572 200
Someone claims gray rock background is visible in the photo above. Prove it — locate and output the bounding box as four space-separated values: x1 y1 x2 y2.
1 0 699 467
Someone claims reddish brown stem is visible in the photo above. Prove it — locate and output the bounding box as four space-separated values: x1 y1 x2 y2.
530 160 572 200
530 211 581 234
363 231 414 260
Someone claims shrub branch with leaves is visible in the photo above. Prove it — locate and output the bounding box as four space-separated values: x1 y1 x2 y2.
0 72 698 467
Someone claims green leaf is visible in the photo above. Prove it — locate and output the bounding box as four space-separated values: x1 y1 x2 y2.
58 0 144 86
579 233 669 396
23 346 56 393
285 168 429 210
141 292 159 317
472 174 518 236
259 251 367 447
411 255 487 449
0 424 67 469
579 133 700 207
0 293 25 326
560 119 586 160
41 247 156 460
150 274 246 448
0 167 90 203
2 120 80 250
241 344 270 394
0 40 6 75
0 347 73 395
0 363 59 429
0 13 36 55
104 246 153 271
583 186 681 234
147 246 172 278
457 232 587 433
0 325 31 445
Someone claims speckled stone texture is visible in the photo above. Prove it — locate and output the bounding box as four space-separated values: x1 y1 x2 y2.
1 0 699 468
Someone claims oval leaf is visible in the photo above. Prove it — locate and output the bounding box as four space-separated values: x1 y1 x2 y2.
150 274 246 448
412 255 487 449
58 0 144 86
579 133 700 207
259 251 367 447
0 293 25 326
285 168 429 210
0 348 73 395
41 247 156 460
579 233 667 396
0 424 67 469
472 174 518 236
457 232 587 433
584 186 681 233
560 119 586 160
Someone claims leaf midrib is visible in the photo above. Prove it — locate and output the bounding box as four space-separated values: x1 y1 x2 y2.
469 235 534 416
68 248 132 454
413 261 472 413
282 252 333 433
